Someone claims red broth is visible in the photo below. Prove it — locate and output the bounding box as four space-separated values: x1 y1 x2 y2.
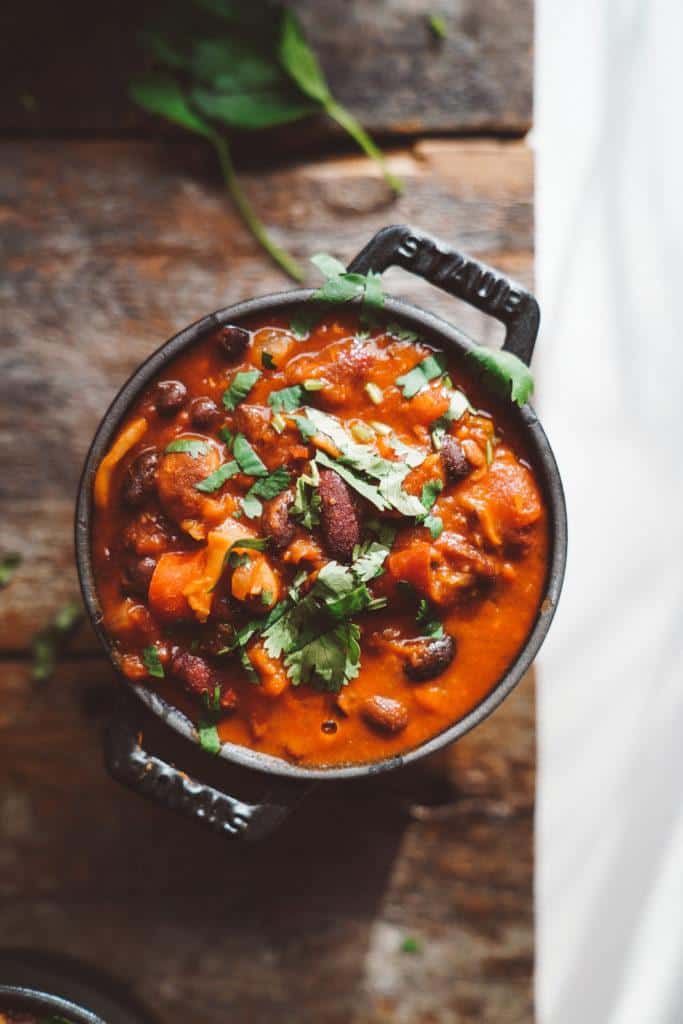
92 312 548 767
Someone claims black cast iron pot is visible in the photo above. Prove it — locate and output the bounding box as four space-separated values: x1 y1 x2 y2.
75 225 567 840
0 987 104 1023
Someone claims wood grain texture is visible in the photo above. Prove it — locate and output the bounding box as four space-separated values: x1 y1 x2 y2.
0 135 536 1021
0 657 535 1023
0 138 533 652
0 0 532 140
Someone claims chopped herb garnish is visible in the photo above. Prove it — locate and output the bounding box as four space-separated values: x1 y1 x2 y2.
272 412 287 433
400 936 421 954
395 352 448 399
291 468 321 530
241 492 264 519
262 351 276 370
303 377 327 391
268 384 306 413
365 382 383 405
142 644 165 678
467 345 534 407
165 438 209 458
197 720 221 755
261 589 273 606
222 369 261 411
423 515 443 540
233 433 268 477
0 552 21 589
195 460 240 493
416 597 445 637
293 414 317 442
427 13 448 38
31 601 84 682
235 468 291 520
420 479 443 513
219 427 234 447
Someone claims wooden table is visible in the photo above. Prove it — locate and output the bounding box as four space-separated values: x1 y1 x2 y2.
0 3 535 1020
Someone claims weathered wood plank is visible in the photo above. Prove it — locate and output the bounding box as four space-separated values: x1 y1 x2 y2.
0 657 534 1022
0 138 533 651
1 1 532 140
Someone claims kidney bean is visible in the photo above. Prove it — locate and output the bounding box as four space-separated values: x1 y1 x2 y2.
153 380 187 416
400 633 456 681
218 324 250 361
122 449 160 507
440 436 471 482
361 696 409 734
170 650 238 710
318 469 361 563
189 395 220 429
262 490 295 551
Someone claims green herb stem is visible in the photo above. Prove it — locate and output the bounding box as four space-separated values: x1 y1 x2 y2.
323 98 403 195
209 130 305 282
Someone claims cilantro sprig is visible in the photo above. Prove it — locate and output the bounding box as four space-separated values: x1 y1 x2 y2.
228 539 393 693
129 5 400 280
467 346 534 407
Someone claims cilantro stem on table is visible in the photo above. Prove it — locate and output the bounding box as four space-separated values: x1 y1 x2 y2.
129 3 401 279
31 600 84 683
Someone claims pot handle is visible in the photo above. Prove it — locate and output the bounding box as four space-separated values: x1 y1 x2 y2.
103 711 299 840
347 224 540 365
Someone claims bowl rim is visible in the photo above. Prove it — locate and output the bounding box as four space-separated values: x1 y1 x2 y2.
75 288 567 781
0 984 106 1023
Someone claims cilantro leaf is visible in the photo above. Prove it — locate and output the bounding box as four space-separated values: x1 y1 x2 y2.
0 552 21 589
31 601 84 683
428 13 448 39
219 427 234 447
395 353 448 399
129 73 212 136
293 415 317 442
142 644 165 678
420 479 443 513
423 515 443 539
195 460 240 493
285 621 361 693
241 493 264 519
310 252 347 278
222 369 261 411
165 439 209 458
247 466 291 501
279 12 401 193
467 346 534 406
291 470 321 530
233 433 268 476
268 384 306 412
262 351 276 370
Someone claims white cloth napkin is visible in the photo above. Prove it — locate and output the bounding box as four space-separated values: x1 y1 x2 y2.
535 1 683 1021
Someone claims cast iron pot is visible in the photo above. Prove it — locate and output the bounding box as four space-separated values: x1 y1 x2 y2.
76 225 567 840
0 987 104 1023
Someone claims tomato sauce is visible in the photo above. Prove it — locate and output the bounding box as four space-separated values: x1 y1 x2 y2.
91 311 548 767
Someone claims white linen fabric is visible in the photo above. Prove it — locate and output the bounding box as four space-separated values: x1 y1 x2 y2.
535 1 683 1021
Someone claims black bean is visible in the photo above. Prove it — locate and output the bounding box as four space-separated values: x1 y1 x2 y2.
190 395 220 429
122 555 157 598
218 324 250 361
440 436 471 482
153 380 187 416
122 449 160 507
401 633 456 682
